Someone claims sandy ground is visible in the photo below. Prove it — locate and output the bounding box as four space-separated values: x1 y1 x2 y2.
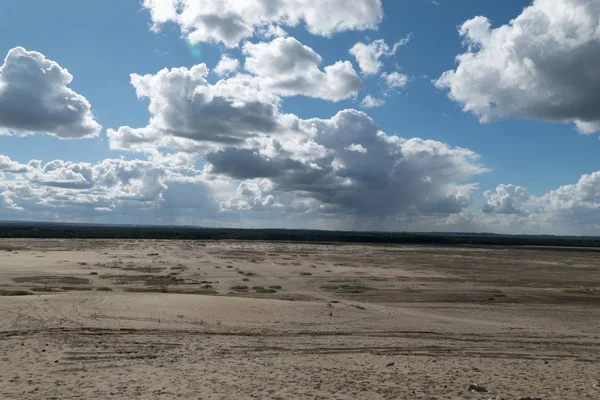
0 239 598 399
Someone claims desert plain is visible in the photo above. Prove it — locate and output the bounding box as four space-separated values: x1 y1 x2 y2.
0 239 598 399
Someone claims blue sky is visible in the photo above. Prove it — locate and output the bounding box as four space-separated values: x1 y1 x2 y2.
0 0 599 234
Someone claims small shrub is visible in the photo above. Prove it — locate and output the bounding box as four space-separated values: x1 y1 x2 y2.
268 285 282 290
299 272 312 276
230 285 249 291
96 287 113 292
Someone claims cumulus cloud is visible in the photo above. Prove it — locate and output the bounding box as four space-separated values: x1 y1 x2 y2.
382 71 409 90
479 172 600 234
243 37 362 101
360 95 385 108
435 0 600 134
107 59 487 221
211 109 488 217
220 179 282 211
109 45 364 154
214 54 239 76
0 154 225 224
0 155 30 173
143 0 383 47
107 64 285 150
349 36 410 75
482 184 529 214
0 47 101 138
537 171 600 217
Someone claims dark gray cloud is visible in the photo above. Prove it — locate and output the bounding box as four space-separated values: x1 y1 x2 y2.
206 148 304 180
211 110 487 217
108 66 284 149
0 47 101 138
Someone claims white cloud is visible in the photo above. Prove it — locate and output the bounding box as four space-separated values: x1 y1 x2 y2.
382 71 409 89
537 171 600 215
220 179 282 211
0 47 101 138
256 24 288 39
143 0 383 48
0 155 30 173
345 143 368 153
435 0 600 134
243 37 362 102
0 154 226 224
480 172 600 235
349 36 410 75
360 94 385 108
483 184 529 215
214 54 239 76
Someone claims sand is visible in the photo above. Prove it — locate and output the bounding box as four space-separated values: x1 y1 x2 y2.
0 239 598 399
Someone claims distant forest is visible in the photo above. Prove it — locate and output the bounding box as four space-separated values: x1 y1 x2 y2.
0 221 598 248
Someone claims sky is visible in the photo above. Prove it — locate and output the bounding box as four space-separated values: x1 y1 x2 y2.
0 0 599 235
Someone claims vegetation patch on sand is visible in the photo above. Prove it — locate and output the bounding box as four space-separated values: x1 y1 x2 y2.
122 266 166 273
124 287 218 295
13 276 90 285
101 274 185 285
321 284 373 294
0 289 32 296
254 287 277 294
